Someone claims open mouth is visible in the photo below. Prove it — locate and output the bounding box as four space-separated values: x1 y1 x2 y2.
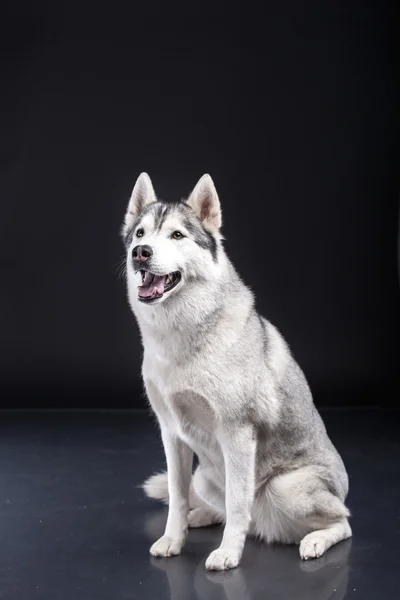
137 270 181 303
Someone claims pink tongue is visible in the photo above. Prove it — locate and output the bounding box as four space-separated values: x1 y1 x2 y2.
138 272 166 298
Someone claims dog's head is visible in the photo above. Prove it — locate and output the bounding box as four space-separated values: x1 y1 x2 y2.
122 173 223 305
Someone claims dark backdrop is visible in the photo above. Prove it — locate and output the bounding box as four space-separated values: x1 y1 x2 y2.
1 1 398 408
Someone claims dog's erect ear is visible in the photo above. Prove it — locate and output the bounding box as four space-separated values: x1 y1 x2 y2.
124 173 157 230
186 174 222 232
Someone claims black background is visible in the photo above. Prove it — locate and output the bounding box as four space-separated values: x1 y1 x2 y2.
1 1 398 409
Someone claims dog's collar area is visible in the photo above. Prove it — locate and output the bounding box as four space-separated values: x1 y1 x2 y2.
137 270 181 302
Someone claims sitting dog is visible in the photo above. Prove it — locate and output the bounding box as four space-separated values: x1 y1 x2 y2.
122 173 351 570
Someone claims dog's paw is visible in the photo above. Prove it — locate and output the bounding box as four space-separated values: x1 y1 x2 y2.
299 532 329 560
188 508 218 528
150 535 184 558
205 548 240 571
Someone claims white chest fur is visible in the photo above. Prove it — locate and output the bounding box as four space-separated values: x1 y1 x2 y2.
143 351 223 467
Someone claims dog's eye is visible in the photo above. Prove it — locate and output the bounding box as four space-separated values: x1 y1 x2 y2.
136 228 144 238
172 231 184 240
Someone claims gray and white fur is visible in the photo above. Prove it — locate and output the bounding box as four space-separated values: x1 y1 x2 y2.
122 173 351 571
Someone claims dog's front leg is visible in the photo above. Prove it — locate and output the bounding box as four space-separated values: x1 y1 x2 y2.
150 425 193 558
205 425 256 570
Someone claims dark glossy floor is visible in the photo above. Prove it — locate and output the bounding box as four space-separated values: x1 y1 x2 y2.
0 409 399 599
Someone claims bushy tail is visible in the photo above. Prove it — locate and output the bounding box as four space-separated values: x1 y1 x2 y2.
142 471 169 504
142 470 204 509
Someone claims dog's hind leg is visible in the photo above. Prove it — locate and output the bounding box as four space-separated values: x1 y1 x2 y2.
143 466 224 527
254 466 351 559
188 507 221 528
299 519 352 560
189 466 225 527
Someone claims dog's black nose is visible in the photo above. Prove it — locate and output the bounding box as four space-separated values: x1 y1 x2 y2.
132 245 153 263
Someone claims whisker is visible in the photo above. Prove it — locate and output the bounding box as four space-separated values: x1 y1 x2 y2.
114 256 128 280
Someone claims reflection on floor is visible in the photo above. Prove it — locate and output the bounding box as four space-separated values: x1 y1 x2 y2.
0 409 398 599
145 508 352 600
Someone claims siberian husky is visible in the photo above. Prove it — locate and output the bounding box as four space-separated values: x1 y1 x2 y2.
122 173 351 570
